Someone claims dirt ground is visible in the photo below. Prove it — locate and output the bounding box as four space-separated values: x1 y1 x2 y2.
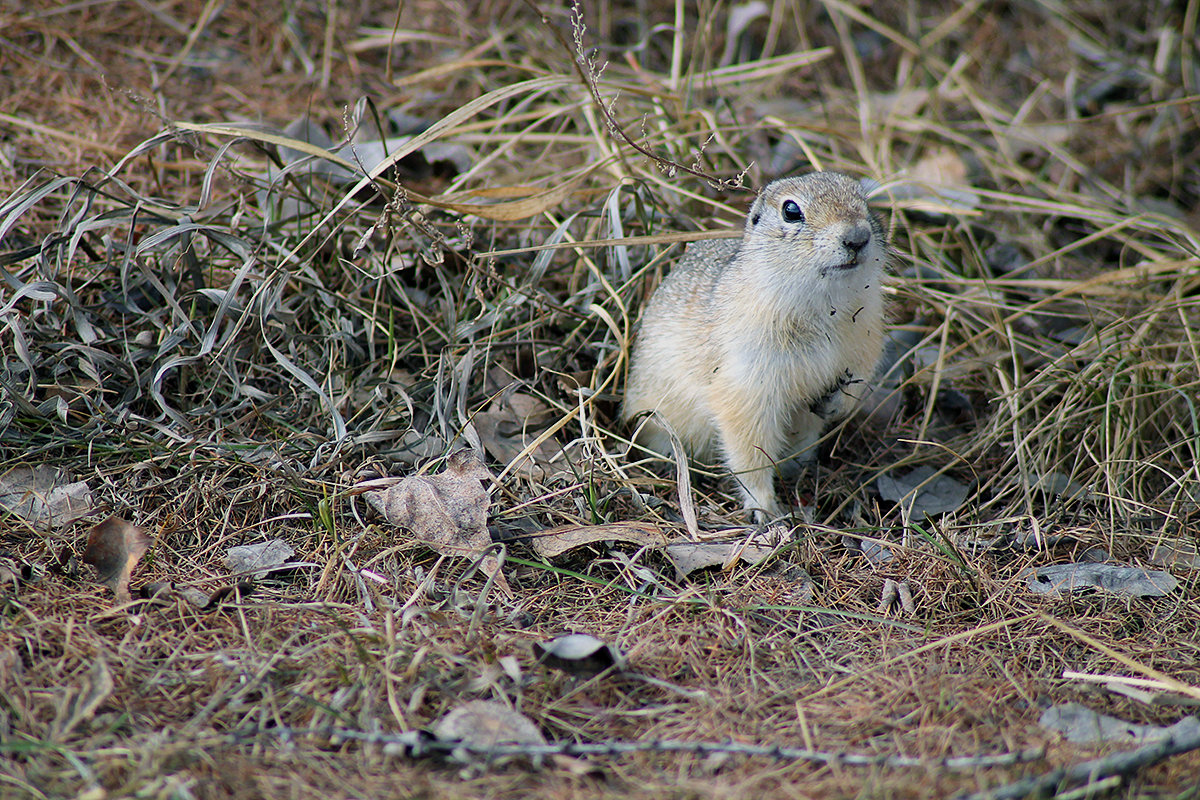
2 1 1199 798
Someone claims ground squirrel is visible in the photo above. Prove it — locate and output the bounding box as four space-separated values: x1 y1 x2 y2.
623 172 888 520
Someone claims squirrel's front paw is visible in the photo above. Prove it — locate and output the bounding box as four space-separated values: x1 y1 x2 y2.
809 369 858 419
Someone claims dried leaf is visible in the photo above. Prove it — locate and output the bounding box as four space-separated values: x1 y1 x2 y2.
891 148 980 214
1025 563 1177 596
843 535 894 566
81 515 150 602
473 392 568 481
663 535 778 579
139 581 211 608
1150 538 1200 570
876 466 969 517
1040 703 1200 744
0 465 94 529
530 521 668 559
225 538 295 575
431 699 545 750
365 450 510 597
910 148 969 187
202 582 257 611
533 633 624 676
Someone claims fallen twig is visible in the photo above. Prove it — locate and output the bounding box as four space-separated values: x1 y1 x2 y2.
961 716 1200 800
247 724 1046 770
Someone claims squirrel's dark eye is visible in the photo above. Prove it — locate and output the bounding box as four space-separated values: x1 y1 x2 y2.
781 199 805 223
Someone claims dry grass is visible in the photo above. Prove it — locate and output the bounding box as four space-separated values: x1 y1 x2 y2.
2 0 1200 798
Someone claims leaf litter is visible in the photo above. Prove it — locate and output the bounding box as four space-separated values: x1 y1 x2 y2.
533 633 624 677
223 538 312 577
876 465 970 517
430 699 546 753
365 449 512 598
79 515 150 603
0 465 94 529
1025 563 1178 597
473 389 574 483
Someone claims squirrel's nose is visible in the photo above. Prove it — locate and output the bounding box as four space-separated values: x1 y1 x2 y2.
843 222 871 254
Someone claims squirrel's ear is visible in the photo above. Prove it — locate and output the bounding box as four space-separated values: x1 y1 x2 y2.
746 194 766 229
858 177 881 198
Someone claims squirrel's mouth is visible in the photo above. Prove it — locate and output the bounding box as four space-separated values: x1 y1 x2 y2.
821 260 861 277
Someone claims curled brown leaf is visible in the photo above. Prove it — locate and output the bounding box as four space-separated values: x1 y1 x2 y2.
81 515 150 602
366 450 511 597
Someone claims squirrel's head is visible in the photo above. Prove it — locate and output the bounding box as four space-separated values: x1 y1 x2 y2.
744 172 888 279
